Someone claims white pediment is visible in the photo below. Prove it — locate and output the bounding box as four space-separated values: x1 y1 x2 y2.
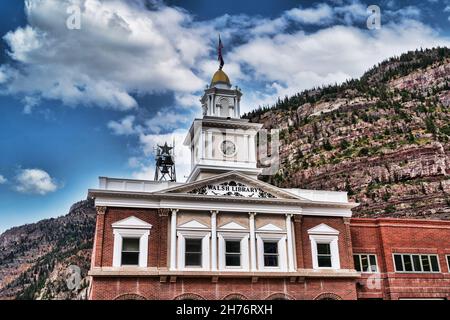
178 220 209 229
219 221 247 230
187 180 278 199
257 223 283 231
112 216 152 229
160 171 310 200
307 223 339 235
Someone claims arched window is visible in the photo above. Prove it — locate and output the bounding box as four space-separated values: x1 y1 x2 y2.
114 293 147 300
174 293 205 300
265 293 294 300
314 293 342 300
223 293 248 300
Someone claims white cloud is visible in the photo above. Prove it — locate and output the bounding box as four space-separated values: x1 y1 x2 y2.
1 0 448 116
3 26 41 62
108 108 195 136
286 4 334 25
0 175 7 184
14 168 60 195
108 115 140 135
144 110 193 134
22 96 40 114
250 16 288 36
1 0 210 110
333 2 367 24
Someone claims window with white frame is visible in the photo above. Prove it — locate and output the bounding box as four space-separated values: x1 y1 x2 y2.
263 241 279 267
177 229 211 270
225 240 241 267
393 254 440 273
308 224 341 270
354 254 378 272
218 231 249 271
256 233 287 271
447 255 450 272
317 243 332 268
121 238 140 266
185 238 202 267
111 216 152 268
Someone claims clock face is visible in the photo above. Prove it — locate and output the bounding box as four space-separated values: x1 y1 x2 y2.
221 140 236 156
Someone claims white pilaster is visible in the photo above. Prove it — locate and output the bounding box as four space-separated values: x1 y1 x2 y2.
286 214 295 271
207 130 213 159
237 97 241 117
244 134 249 162
211 210 218 271
170 209 178 270
206 95 210 116
249 212 257 271
249 134 256 162
200 130 205 160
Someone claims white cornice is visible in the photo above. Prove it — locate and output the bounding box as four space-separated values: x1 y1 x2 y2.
90 189 357 210
93 195 353 217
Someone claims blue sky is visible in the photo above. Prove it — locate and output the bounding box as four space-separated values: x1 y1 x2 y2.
0 0 449 232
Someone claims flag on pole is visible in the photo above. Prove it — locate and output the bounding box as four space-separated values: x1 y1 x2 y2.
218 35 224 69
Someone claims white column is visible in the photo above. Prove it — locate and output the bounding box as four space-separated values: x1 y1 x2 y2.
249 212 257 271
170 209 178 270
211 210 218 271
286 214 295 271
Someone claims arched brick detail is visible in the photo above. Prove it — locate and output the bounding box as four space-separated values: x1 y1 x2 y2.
265 293 294 300
314 293 342 300
222 293 248 300
114 293 147 300
174 293 205 300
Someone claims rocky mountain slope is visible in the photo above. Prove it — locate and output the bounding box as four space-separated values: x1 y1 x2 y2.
246 47 449 219
0 199 95 300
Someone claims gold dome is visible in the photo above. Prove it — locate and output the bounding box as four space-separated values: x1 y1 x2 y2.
211 69 230 86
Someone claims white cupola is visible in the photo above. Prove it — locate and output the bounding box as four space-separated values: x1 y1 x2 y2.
200 68 242 119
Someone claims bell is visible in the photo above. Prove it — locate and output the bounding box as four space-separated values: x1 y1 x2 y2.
161 166 169 174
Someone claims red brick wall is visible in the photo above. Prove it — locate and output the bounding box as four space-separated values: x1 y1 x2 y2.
91 209 450 300
298 216 353 269
97 207 168 268
90 277 357 300
351 218 450 300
